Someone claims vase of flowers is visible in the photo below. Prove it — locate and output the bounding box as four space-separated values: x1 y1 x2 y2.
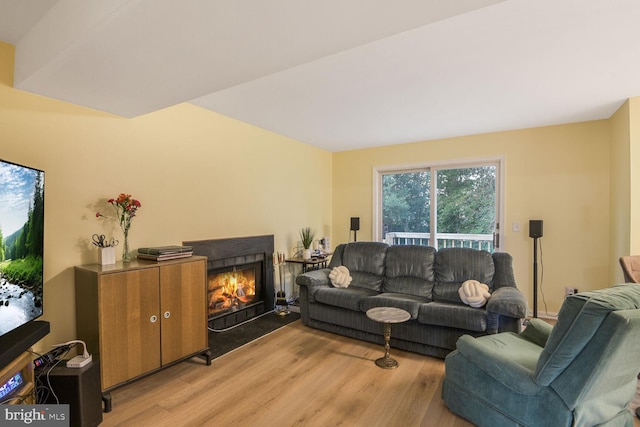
97 193 141 263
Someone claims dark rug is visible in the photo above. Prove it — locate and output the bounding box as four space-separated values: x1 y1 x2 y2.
208 311 301 359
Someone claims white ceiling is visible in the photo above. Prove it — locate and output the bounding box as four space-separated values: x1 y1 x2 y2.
1 0 639 152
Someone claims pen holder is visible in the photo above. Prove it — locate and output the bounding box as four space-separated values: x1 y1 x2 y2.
99 246 116 265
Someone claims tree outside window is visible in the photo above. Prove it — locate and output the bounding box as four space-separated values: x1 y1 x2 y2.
380 162 499 251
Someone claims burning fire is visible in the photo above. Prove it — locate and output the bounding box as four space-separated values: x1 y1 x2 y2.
208 268 256 312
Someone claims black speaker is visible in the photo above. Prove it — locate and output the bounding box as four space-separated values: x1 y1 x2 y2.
41 361 103 427
350 217 360 231
529 220 543 238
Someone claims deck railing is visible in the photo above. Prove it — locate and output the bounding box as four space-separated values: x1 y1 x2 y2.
383 232 494 252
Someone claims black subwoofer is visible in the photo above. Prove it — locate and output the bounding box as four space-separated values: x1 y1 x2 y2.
40 361 103 427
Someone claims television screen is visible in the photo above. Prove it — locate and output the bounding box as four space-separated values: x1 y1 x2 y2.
0 159 44 337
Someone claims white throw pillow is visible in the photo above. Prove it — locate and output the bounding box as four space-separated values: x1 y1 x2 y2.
458 279 491 308
329 266 352 288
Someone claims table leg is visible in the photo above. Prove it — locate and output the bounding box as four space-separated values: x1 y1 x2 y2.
375 322 399 369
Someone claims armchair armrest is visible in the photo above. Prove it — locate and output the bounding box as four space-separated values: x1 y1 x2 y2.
519 318 553 348
486 286 528 318
453 334 543 395
295 269 331 302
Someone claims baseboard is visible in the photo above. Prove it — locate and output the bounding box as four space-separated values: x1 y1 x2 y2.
526 311 558 320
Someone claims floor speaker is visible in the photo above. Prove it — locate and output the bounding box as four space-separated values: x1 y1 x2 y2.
529 220 543 238
41 361 103 427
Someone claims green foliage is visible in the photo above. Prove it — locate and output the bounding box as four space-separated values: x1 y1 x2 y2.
300 227 315 249
26 171 45 257
436 167 496 234
0 226 4 261
382 171 430 233
1 171 44 287
382 166 495 236
4 171 44 261
0 256 43 287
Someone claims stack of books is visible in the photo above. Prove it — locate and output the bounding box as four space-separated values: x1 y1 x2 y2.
137 245 193 261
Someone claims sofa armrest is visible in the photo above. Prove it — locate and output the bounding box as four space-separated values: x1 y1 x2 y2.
452 335 543 395
519 318 553 348
295 269 331 302
491 252 517 289
486 286 528 319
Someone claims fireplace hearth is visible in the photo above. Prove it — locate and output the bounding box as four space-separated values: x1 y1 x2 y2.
184 235 275 330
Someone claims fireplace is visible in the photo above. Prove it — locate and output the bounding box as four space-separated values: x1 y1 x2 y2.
184 235 274 330
208 262 261 317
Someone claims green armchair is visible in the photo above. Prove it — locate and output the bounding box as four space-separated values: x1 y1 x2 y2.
443 284 640 426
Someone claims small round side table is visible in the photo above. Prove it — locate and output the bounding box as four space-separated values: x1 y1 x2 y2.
366 307 411 369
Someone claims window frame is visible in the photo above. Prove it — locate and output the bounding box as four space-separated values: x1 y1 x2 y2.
373 155 505 251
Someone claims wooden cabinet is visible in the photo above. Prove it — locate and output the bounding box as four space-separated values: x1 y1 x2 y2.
159 262 209 365
75 256 211 394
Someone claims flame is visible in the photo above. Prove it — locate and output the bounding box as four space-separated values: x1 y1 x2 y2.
208 268 256 313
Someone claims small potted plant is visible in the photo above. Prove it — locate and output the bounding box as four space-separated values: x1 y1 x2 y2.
300 227 315 260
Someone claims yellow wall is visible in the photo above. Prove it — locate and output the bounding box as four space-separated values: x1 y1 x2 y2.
609 100 630 283
3 33 638 352
0 41 332 352
608 97 640 284
630 98 640 255
333 121 611 314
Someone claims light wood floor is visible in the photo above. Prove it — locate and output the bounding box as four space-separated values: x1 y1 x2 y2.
101 320 472 426
101 320 640 427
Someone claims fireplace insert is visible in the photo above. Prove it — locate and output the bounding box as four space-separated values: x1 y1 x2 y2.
185 235 275 330
208 262 263 319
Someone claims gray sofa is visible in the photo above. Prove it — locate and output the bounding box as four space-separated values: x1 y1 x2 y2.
296 242 528 358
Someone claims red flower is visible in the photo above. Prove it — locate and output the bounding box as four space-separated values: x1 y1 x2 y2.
96 193 141 236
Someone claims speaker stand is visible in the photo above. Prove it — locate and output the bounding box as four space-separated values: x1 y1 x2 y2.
532 236 539 318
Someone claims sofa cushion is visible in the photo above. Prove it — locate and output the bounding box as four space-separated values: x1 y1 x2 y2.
419 301 487 332
383 245 436 299
359 293 427 319
314 286 379 311
434 248 495 304
340 242 388 292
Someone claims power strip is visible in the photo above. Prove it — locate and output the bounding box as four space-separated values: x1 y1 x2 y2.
33 344 72 368
52 340 92 368
66 354 92 368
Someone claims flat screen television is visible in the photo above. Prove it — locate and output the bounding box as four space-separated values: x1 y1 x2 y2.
0 159 47 366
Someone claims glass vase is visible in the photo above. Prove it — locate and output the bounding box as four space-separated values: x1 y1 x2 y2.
122 232 131 263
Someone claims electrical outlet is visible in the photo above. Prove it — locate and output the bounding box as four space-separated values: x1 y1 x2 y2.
565 287 578 297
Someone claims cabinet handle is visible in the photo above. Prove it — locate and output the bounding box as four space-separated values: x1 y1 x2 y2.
164 311 171 319
150 315 158 323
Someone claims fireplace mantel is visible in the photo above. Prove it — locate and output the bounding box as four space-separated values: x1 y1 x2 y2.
185 235 274 263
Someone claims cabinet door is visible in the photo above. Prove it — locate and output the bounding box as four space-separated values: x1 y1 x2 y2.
160 260 207 365
99 269 161 389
